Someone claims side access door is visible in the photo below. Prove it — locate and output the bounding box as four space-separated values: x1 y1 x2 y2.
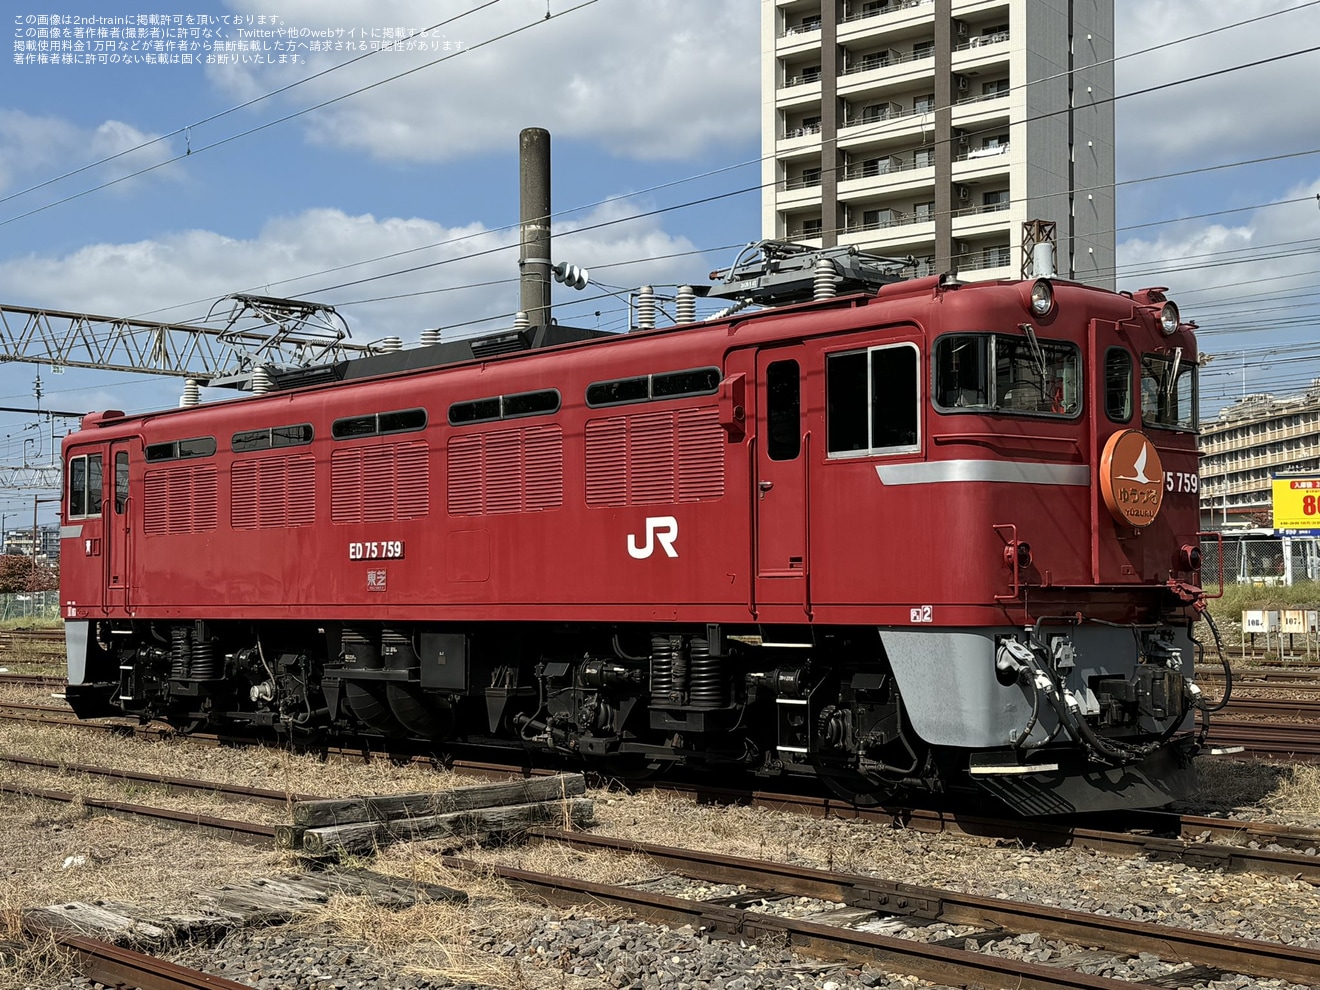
63 444 107 614
753 345 811 610
105 440 133 608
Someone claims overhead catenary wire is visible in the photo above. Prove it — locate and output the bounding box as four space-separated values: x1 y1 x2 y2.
5 0 1317 330
0 0 605 230
0 6 1317 412
0 0 510 211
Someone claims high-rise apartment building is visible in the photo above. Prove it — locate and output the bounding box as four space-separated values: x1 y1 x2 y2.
762 0 1115 285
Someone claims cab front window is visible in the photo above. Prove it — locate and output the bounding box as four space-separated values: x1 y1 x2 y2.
1140 352 1197 431
67 453 103 519
934 332 1080 416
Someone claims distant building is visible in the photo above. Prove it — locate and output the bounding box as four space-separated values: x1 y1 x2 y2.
1199 383 1320 531
761 0 1115 284
2 525 60 562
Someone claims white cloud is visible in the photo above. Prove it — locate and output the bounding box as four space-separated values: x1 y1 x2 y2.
0 199 706 410
0 110 177 197
1114 1 1320 180
210 0 758 162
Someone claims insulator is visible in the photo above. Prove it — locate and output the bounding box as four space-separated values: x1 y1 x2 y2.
676 285 696 324
813 257 838 300
513 310 531 331
419 328 442 346
170 626 191 679
635 285 656 330
190 639 217 680
709 299 751 320
379 335 403 352
179 378 202 407
249 368 271 395
553 263 590 290
687 637 727 709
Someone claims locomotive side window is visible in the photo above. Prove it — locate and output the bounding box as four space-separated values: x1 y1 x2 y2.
332 409 427 439
449 390 560 425
378 408 427 434
233 424 314 452
1105 349 1133 422
1140 352 1197 432
933 333 1079 417
114 451 129 514
766 360 801 461
827 343 919 456
145 436 217 462
586 367 720 408
67 453 103 518
586 378 648 406
653 368 720 398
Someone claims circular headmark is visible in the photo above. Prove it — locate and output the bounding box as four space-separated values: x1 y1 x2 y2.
1099 430 1164 528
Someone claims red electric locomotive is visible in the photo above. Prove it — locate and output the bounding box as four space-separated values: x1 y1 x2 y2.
62 241 1217 814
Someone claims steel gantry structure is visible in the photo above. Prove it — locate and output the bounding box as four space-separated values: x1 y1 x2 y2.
0 295 377 384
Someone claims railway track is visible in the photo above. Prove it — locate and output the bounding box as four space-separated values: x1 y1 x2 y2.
46 934 258 990
10 753 1320 990
504 827 1320 987
7 743 1320 884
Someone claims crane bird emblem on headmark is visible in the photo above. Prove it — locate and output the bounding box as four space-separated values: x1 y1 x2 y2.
1100 430 1164 527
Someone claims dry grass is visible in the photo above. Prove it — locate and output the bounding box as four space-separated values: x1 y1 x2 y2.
1186 759 1320 820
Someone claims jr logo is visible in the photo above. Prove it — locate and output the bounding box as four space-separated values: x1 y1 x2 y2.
627 516 679 559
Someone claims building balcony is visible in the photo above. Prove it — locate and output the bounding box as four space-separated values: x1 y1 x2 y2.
776 25 821 59
842 210 935 237
952 143 1012 181
776 73 822 111
777 123 824 159
837 54 934 99
837 108 935 150
951 200 1013 237
777 176 824 210
952 30 1010 72
951 91 1011 129
837 161 934 201
839 0 935 41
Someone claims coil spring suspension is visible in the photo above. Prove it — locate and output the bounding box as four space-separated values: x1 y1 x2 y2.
170 627 191 679
687 637 727 709
191 638 217 680
650 634 682 704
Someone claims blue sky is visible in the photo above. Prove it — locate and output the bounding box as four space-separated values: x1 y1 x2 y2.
1 0 1318 527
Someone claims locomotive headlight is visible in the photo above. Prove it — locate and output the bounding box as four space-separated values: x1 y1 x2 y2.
1029 279 1054 317
1159 301 1180 335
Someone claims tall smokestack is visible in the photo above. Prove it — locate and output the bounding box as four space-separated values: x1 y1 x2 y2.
519 127 552 329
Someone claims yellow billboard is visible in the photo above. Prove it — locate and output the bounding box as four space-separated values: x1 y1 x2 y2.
1272 475 1320 533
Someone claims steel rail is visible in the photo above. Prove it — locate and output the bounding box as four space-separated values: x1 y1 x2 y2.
0 754 317 805
51 933 257 990
0 672 64 687
526 828 1320 986
438 854 1214 990
0 781 278 844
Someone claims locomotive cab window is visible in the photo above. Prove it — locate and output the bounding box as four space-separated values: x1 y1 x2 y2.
766 360 801 460
67 453 103 518
1140 351 1197 432
1105 348 1133 423
827 343 919 456
933 333 1080 417
114 451 129 514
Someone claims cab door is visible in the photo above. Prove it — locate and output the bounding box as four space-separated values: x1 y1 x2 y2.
64 446 107 613
754 345 810 609
105 441 132 608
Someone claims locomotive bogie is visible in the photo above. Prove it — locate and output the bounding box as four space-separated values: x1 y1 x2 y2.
61 258 1213 815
